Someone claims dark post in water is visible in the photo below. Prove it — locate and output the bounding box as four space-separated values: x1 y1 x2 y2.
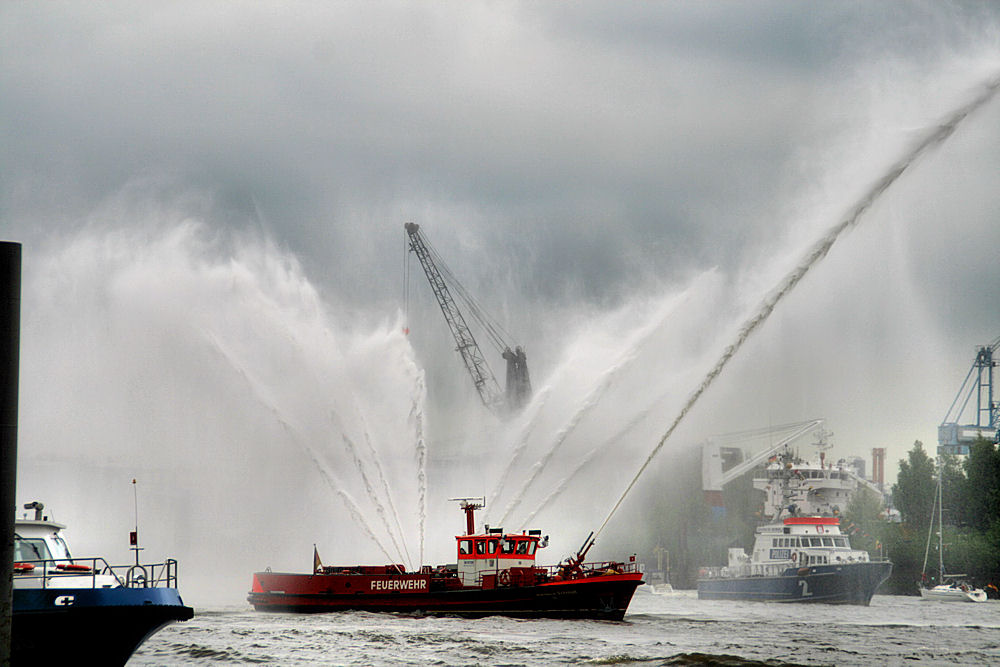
0 241 21 663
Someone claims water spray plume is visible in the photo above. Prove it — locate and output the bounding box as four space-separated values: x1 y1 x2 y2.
484 383 553 521
594 71 1000 540
492 289 692 525
409 372 428 565
207 333 403 563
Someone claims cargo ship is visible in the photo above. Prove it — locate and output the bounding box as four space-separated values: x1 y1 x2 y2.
248 498 643 619
697 449 892 604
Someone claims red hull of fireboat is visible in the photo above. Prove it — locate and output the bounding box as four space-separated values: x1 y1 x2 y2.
249 566 643 620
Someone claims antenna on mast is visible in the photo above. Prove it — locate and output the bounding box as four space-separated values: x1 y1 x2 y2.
449 497 485 535
130 479 143 566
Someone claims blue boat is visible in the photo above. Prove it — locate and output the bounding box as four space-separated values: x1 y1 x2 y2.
11 501 193 666
698 449 892 605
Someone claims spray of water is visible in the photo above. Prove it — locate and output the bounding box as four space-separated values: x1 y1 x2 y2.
335 424 411 567
482 383 553 523
593 72 1000 539
206 329 404 564
19 220 426 601
357 421 413 568
519 386 663 528
491 286 698 525
409 372 428 564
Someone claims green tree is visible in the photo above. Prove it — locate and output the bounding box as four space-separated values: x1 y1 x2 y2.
962 437 1000 531
892 441 936 533
844 485 886 557
939 453 966 526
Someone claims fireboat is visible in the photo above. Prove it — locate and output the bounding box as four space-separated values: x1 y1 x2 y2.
248 498 643 619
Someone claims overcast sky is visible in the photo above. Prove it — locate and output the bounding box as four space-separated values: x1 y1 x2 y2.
3 2 1000 601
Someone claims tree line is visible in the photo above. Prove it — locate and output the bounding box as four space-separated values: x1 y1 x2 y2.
849 436 1000 594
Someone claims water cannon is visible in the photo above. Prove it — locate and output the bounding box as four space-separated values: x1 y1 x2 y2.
565 531 596 573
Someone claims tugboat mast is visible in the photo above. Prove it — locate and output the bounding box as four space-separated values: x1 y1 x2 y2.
449 497 485 535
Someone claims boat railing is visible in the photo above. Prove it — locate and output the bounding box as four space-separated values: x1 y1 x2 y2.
12 557 181 589
541 559 642 581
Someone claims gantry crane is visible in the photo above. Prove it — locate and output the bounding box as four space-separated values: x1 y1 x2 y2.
938 335 1000 455
404 223 531 414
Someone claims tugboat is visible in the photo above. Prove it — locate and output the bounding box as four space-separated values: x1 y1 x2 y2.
697 449 892 604
12 501 194 666
249 498 644 619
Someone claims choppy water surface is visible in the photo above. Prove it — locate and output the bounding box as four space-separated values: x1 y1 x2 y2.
130 590 1000 666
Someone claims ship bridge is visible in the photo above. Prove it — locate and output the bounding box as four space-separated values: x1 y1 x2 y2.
455 531 544 586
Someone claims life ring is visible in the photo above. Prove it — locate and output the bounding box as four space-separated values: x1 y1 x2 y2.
791 552 798 562
56 563 92 572
13 562 35 573
498 569 511 587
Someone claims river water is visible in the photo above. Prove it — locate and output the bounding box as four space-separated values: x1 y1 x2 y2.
130 589 1000 666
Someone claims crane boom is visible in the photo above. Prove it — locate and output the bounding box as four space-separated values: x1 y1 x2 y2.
404 223 504 411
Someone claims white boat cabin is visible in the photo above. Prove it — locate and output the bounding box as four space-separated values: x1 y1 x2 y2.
450 498 548 587
13 502 120 589
719 517 872 578
455 530 545 586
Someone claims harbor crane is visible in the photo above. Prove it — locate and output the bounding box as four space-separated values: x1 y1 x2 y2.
938 335 1000 455
404 223 531 414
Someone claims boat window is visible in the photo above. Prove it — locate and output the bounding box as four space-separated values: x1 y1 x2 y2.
501 539 515 554
50 535 72 560
516 540 529 555
834 537 847 547
810 538 822 547
475 540 487 555
13 536 51 562
527 541 536 555
822 537 834 547
458 539 473 555
488 539 498 554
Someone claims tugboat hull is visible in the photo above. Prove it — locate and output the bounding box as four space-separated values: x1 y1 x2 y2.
697 561 892 605
249 571 643 620
12 587 194 666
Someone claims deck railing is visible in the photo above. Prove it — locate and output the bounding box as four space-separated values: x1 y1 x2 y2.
13 557 180 589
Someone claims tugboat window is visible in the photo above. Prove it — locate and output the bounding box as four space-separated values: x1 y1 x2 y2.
501 539 515 554
516 540 529 555
476 540 487 555
488 539 498 554
459 540 472 555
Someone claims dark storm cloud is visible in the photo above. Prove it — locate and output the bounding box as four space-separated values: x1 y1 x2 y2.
2 2 839 299
2 0 999 469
